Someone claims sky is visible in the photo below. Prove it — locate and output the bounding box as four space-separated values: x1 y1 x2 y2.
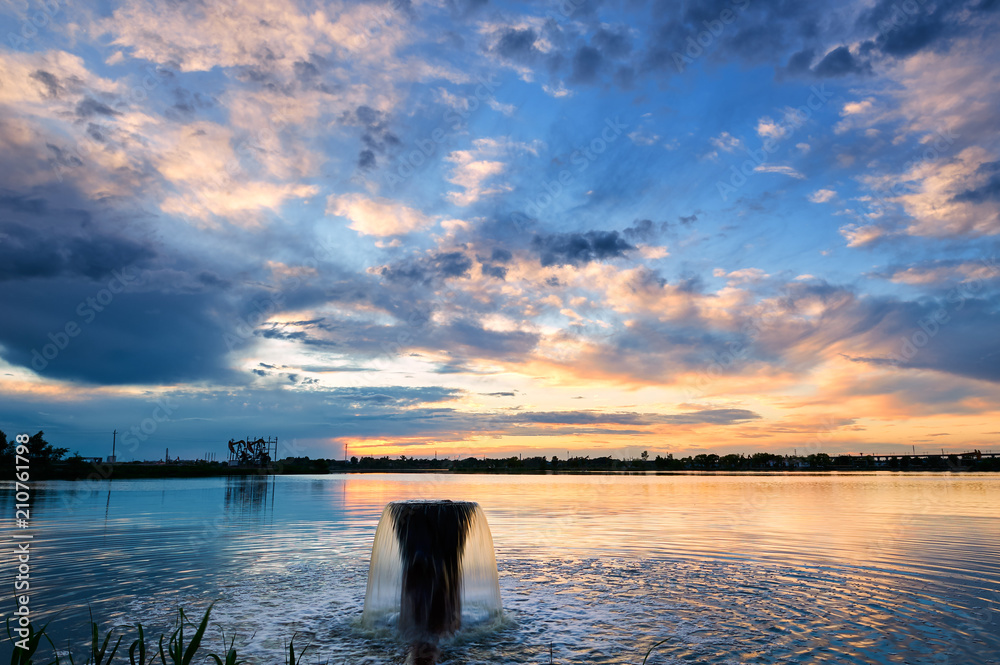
1 0 999 461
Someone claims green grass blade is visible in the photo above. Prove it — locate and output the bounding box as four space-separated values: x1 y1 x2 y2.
180 605 213 665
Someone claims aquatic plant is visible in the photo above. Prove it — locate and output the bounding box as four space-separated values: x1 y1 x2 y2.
3 607 314 665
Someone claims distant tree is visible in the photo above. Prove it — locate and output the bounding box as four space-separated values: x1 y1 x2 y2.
0 430 67 472
720 453 743 469
641 450 649 463
0 430 9 467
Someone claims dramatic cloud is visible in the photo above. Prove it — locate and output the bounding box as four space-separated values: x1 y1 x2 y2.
1 0 998 458
327 194 435 236
532 231 635 266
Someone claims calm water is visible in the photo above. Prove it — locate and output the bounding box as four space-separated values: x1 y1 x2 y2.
2 473 998 664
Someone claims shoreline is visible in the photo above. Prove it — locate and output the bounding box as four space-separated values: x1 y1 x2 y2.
17 460 1000 481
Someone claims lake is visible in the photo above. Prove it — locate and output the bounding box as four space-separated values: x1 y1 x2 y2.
2 473 998 663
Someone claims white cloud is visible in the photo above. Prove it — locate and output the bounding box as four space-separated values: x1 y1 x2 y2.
842 99 875 116
753 165 806 179
809 189 837 203
888 146 1000 237
445 137 542 206
839 223 893 247
756 117 787 140
327 194 434 236
542 83 573 98
488 98 517 115
629 130 661 146
709 131 743 152
720 268 770 285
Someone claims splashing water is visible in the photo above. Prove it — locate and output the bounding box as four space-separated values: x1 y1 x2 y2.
362 500 502 646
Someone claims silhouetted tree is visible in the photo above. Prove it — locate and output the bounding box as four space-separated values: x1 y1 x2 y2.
0 430 68 473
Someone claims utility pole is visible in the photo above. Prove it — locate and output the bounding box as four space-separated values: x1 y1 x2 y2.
111 429 116 463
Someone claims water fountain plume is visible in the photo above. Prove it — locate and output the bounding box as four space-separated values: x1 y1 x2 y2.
362 500 502 660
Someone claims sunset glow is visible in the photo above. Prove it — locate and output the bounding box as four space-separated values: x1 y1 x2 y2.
1 0 998 460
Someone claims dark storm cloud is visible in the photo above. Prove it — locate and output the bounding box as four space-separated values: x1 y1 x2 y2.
532 230 634 266
855 296 1000 383
29 69 61 97
855 0 964 57
377 251 473 283
346 104 400 170
592 25 632 59
167 87 214 117
757 280 1000 384
636 0 993 84
570 45 603 83
358 149 377 169
951 161 1000 204
477 247 512 280
507 408 760 426
785 47 816 74
493 27 542 62
436 319 539 358
335 386 461 405
812 46 869 77
480 264 508 280
293 58 321 82
0 198 156 281
622 218 668 242
75 97 121 118
491 248 512 262
0 177 363 386
0 281 236 384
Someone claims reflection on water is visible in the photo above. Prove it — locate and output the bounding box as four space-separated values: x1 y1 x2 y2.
223 474 274 520
1 473 998 663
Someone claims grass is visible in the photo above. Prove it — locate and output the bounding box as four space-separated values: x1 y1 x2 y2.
8 607 673 664
5 606 316 665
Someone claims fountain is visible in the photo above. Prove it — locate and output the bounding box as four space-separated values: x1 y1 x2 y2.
362 500 502 663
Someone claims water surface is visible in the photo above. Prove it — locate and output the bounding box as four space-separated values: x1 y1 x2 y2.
2 473 997 663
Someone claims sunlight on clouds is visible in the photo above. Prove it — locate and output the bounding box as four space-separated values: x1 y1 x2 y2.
445 137 543 206
809 189 837 203
890 146 1000 237
327 193 435 236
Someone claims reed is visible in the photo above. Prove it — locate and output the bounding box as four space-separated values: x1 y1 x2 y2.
4 606 313 665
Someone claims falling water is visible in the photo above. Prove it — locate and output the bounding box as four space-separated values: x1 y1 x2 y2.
362 500 502 644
